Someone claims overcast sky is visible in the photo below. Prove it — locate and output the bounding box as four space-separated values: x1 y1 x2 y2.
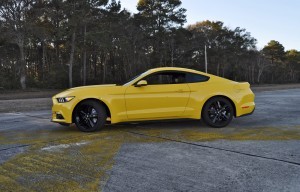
121 0 300 51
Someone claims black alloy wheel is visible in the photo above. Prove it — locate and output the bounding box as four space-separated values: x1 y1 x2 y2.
74 100 107 132
202 97 234 128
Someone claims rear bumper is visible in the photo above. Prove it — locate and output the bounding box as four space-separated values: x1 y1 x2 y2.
238 106 255 117
236 100 255 117
235 87 255 117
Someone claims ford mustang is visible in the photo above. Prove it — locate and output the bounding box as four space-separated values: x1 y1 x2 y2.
52 67 255 132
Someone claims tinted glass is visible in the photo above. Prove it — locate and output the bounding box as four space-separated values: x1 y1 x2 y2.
144 72 186 85
186 73 209 83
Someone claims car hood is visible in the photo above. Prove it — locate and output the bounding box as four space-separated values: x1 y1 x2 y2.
53 84 120 98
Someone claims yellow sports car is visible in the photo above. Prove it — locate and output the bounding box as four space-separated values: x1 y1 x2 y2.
52 67 255 132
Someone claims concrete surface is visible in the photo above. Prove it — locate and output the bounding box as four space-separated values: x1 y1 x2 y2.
0 89 300 191
104 141 300 192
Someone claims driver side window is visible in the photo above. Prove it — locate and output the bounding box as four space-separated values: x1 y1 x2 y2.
144 72 186 85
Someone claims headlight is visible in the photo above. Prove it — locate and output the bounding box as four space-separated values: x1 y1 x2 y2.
57 96 75 103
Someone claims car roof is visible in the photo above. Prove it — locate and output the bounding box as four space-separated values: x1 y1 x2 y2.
124 67 229 86
148 67 209 76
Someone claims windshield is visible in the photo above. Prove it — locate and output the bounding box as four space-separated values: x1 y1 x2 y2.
123 70 150 86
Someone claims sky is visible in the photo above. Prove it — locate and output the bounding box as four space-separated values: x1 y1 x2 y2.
121 0 300 51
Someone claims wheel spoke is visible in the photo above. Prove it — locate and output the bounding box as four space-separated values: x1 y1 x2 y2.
212 102 218 110
87 118 94 128
217 101 222 109
87 106 94 114
90 114 98 118
221 113 229 120
90 108 98 117
76 116 85 126
80 110 86 117
212 115 218 123
208 107 216 114
220 105 229 112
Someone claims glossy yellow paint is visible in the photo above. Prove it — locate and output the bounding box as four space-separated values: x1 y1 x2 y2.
52 67 255 124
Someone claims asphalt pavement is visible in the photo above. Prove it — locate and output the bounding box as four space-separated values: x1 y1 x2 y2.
0 89 300 191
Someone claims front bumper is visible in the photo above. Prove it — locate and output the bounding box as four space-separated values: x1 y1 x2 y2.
52 98 75 124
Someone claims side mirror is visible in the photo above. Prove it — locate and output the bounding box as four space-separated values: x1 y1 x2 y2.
135 80 148 87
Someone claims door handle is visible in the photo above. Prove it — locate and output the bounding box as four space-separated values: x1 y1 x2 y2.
177 89 184 93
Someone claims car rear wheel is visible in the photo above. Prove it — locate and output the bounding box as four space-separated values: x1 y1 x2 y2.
74 100 107 132
202 97 234 128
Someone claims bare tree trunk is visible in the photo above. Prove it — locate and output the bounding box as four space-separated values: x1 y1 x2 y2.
257 57 262 84
217 62 220 76
169 37 175 67
18 39 26 89
94 54 97 79
251 63 255 84
170 48 174 67
69 31 76 88
102 55 106 84
222 63 226 77
234 58 239 81
83 25 87 85
257 56 269 84
42 40 46 81
257 69 263 84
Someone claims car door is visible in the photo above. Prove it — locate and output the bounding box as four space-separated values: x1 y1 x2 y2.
125 71 191 120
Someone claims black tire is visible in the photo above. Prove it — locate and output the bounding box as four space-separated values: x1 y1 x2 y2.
74 100 107 132
202 97 234 128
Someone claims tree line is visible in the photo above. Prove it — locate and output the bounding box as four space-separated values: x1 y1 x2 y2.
0 0 299 89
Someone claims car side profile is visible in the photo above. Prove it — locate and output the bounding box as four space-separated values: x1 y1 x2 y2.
52 67 255 132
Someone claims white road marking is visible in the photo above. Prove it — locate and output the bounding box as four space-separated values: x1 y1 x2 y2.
41 141 88 152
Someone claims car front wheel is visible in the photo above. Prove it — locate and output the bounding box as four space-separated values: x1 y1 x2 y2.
74 100 107 132
202 97 234 128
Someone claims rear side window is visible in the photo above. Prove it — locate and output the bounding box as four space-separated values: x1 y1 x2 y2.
186 73 209 83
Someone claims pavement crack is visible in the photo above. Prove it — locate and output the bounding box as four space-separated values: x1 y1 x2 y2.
125 130 300 167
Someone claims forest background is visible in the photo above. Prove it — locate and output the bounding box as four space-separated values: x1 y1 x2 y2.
0 0 299 90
